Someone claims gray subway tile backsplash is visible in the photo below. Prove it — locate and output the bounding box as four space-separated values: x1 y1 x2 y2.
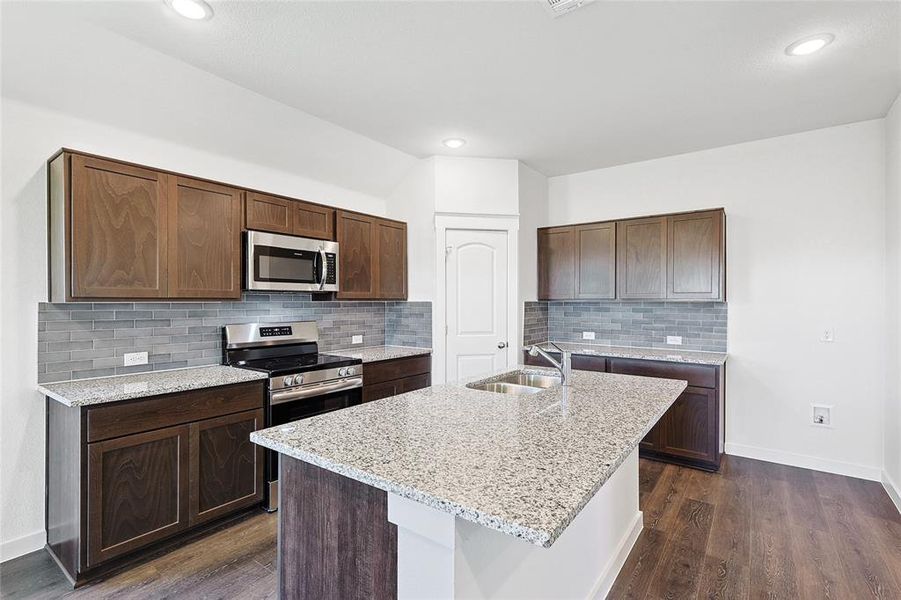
523 300 727 353
37 293 432 383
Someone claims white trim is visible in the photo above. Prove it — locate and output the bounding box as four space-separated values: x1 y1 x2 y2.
434 214 519 385
589 511 643 600
883 471 901 515
725 442 882 481
0 530 45 563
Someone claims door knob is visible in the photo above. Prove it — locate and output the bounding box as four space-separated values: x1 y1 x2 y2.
497 342 508 349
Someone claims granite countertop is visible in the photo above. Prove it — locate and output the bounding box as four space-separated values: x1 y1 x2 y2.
251 366 686 548
330 345 432 363
535 341 727 366
38 366 268 407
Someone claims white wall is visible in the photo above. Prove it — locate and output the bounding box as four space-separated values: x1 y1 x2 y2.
549 121 887 479
0 9 417 561
885 94 901 507
434 156 520 215
387 158 438 302
516 163 548 357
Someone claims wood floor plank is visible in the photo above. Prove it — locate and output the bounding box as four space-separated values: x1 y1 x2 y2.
606 527 668 599
789 525 854 600
697 476 751 600
642 463 692 532
639 458 667 503
646 498 714 600
816 473 901 599
747 459 800 600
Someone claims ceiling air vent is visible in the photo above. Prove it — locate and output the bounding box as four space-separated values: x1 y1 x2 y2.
542 0 593 18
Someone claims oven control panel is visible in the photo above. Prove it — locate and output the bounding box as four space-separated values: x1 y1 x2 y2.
260 326 293 337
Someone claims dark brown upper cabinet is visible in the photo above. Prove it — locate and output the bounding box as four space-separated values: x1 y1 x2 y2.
336 211 407 300
245 191 335 240
293 201 335 240
65 154 169 299
575 222 616 299
168 177 242 299
336 211 376 299
667 210 724 300
537 226 575 300
536 208 724 302
375 219 407 300
245 191 293 234
616 216 668 299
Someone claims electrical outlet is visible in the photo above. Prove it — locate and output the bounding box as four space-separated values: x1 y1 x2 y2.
666 336 683 346
819 328 835 343
582 331 595 340
352 335 363 345
812 405 832 427
123 351 148 367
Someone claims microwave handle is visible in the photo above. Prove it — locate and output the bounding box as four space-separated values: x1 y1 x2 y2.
318 247 327 290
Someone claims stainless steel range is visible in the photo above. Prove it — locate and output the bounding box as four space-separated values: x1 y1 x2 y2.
223 321 363 511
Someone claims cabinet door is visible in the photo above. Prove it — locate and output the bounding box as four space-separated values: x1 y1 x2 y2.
658 386 717 463
537 227 575 300
168 177 242 298
667 210 724 300
70 154 168 299
87 425 189 567
375 219 407 300
294 202 335 240
336 211 376 299
575 222 615 299
639 422 662 452
189 409 264 526
616 216 667 299
245 192 293 234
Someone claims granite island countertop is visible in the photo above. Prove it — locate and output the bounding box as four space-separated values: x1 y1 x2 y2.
38 365 268 407
533 341 727 366
250 366 686 548
329 345 431 363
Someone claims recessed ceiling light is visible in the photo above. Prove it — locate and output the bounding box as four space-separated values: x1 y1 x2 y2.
785 34 834 57
166 0 213 20
443 138 466 149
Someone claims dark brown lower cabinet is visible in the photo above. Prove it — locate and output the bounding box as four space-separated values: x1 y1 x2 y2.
362 354 431 403
522 349 724 471
46 382 266 586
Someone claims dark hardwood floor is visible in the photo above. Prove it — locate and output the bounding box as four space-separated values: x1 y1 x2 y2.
610 455 901 599
2 456 899 599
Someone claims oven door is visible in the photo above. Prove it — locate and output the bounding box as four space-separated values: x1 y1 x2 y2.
264 377 363 510
245 230 338 292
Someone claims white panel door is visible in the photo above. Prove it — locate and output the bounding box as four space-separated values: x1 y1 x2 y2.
445 229 508 381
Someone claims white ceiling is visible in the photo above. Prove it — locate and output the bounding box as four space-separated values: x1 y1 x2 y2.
37 1 901 176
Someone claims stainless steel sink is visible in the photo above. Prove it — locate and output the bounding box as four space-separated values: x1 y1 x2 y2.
494 373 560 389
468 382 546 395
467 371 561 395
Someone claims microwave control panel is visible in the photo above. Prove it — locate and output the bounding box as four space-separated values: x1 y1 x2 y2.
325 254 337 284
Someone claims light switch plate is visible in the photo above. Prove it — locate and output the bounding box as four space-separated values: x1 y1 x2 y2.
666 336 683 346
582 331 596 340
352 335 363 345
123 351 148 366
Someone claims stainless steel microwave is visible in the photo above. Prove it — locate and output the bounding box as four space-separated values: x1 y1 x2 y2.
245 231 339 292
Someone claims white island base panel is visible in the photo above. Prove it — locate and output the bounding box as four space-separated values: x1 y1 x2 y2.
388 448 642 600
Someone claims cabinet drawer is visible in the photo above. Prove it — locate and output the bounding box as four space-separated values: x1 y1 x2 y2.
87 381 264 442
607 358 717 389
401 373 431 393
364 355 431 386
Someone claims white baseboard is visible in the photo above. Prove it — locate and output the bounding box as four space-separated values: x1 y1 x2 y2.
883 471 901 515
590 511 643 600
725 442 882 481
0 530 45 563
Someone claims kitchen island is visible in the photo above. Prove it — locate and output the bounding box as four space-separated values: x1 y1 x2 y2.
250 366 686 599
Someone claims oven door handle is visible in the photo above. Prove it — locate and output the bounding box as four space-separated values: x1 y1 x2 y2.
270 377 363 406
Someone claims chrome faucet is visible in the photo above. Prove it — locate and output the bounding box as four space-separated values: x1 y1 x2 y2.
527 343 572 386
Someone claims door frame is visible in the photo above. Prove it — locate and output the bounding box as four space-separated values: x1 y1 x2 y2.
434 215 519 385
